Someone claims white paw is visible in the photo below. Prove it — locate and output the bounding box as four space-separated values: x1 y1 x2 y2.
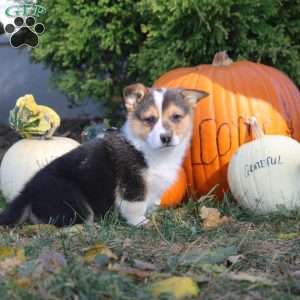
127 216 149 227
116 199 148 227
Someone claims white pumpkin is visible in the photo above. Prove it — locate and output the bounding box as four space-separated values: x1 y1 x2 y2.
228 118 300 214
0 137 80 202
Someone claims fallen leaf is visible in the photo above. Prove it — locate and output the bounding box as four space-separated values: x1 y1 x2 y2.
227 254 245 266
180 245 238 266
222 272 273 286
277 232 300 240
15 277 32 289
0 257 24 276
133 259 157 271
0 247 25 276
0 247 25 261
34 248 66 277
200 206 232 229
16 250 66 285
110 263 155 279
200 263 226 273
19 224 56 237
185 272 210 284
83 244 117 263
170 243 185 255
60 224 84 236
150 276 199 299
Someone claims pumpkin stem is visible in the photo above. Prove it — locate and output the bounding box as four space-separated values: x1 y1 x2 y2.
246 117 264 139
212 51 233 67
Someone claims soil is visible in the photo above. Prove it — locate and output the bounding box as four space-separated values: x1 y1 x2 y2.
0 117 100 162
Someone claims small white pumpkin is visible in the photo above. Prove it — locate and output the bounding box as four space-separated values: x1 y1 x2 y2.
0 137 79 202
228 117 300 214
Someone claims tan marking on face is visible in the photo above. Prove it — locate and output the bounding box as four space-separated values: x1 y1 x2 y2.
162 104 193 137
141 105 159 121
128 105 159 140
123 83 149 112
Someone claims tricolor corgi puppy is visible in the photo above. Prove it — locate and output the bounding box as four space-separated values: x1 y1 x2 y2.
0 84 208 227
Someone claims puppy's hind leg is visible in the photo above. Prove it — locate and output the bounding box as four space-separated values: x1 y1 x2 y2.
115 169 148 226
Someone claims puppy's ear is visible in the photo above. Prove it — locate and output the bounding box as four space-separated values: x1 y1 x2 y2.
123 83 149 112
181 89 209 107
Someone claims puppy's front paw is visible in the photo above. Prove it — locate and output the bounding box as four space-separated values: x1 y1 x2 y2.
128 216 149 227
117 199 148 227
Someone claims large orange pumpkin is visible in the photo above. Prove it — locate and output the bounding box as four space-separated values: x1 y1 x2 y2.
156 52 300 199
160 167 187 208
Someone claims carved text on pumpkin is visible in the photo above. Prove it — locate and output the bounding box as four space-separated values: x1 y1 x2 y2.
192 117 293 165
244 155 282 178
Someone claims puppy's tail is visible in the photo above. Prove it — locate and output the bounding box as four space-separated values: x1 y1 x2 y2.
0 194 30 226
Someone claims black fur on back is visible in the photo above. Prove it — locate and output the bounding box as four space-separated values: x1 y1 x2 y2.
0 132 147 227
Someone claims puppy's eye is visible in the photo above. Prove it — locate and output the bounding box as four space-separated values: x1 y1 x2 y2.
142 116 157 126
171 113 183 123
135 92 143 101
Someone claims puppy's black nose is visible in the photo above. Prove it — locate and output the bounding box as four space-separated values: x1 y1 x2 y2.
160 133 172 145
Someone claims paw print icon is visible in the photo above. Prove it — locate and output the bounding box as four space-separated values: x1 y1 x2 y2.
4 16 45 48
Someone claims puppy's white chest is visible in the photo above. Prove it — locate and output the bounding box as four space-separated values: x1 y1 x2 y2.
148 164 176 190
148 174 170 198
144 160 179 209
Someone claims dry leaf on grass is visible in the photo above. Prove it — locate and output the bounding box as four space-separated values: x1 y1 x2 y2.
15 277 32 289
35 249 66 276
133 259 157 271
83 243 118 263
15 249 66 288
277 232 300 240
227 254 245 266
222 272 273 286
150 276 199 299
0 247 25 260
199 263 226 274
185 272 210 284
200 206 232 229
110 263 156 279
0 257 25 276
60 224 85 236
19 224 56 237
0 247 25 276
179 245 238 266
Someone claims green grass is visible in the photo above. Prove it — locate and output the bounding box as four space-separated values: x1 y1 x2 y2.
0 192 299 300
